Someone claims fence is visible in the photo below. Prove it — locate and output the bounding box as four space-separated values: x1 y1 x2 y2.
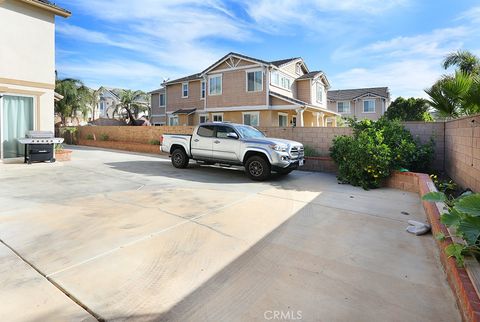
71 115 480 192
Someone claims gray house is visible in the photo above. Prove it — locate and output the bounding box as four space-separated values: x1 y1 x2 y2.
327 87 391 121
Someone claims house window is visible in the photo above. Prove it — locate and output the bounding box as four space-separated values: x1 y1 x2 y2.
99 101 105 112
270 70 292 91
182 83 188 98
168 115 179 126
278 113 288 127
363 100 375 113
246 70 262 92
292 116 297 127
201 81 206 99
159 94 165 106
316 83 324 103
209 75 222 95
243 112 259 126
199 114 208 123
337 101 350 113
212 113 223 122
296 64 301 75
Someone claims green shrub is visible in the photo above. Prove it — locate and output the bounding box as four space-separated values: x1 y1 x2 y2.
303 145 319 157
149 139 161 145
330 118 434 189
423 191 480 267
86 134 94 140
99 133 109 141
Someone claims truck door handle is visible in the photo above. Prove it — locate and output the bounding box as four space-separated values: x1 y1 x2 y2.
194 139 199 142
214 140 220 144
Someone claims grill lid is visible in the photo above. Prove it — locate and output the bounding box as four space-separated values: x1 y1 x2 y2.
26 131 55 138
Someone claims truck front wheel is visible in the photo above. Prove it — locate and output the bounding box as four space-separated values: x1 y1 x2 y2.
245 155 271 181
171 148 189 168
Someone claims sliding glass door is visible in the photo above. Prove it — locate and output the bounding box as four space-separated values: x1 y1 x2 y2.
1 95 34 159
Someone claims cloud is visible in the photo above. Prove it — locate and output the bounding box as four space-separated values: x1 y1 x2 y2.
329 24 476 98
331 59 441 98
56 0 253 89
245 0 410 33
57 59 170 90
457 5 480 25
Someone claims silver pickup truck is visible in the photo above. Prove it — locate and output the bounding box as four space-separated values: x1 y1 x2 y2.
160 122 305 181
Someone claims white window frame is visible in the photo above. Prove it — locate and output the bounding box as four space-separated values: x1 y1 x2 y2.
363 99 376 113
211 113 224 122
182 82 188 98
245 69 263 92
337 101 351 114
159 93 165 107
208 74 222 96
199 113 208 124
316 83 324 104
270 70 293 91
200 80 206 99
168 114 179 126
296 64 301 75
242 111 260 126
278 112 288 127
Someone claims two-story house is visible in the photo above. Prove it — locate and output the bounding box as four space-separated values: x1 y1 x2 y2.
327 87 391 121
153 52 339 127
0 0 70 160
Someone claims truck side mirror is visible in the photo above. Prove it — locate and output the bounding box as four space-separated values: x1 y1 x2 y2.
227 132 238 139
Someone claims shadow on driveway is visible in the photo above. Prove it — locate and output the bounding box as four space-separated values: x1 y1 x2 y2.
104 160 293 185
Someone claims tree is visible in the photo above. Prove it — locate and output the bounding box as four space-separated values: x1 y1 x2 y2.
114 90 149 125
54 78 89 125
443 50 480 75
86 87 104 122
425 71 477 118
384 97 434 121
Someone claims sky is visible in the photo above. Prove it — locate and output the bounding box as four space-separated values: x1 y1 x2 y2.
54 0 480 98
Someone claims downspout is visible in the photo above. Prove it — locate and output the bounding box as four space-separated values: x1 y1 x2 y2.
265 65 270 109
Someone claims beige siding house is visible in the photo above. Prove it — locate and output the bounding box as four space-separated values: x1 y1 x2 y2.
327 87 391 121
0 0 70 160
157 52 339 127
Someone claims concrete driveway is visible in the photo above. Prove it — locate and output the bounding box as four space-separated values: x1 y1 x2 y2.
0 146 460 322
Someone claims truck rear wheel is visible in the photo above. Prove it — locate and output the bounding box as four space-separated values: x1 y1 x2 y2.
245 155 271 181
171 148 189 168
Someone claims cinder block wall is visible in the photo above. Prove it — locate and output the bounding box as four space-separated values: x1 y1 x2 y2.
77 126 195 144
403 121 445 171
258 127 353 157
445 115 480 192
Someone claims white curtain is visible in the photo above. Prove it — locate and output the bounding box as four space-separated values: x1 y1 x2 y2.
2 95 34 158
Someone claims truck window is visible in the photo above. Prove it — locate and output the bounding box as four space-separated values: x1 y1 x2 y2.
215 126 235 138
197 125 215 137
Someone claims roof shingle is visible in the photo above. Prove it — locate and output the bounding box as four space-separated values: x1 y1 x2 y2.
327 87 390 101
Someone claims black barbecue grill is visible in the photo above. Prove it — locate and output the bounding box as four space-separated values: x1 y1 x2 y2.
18 131 64 164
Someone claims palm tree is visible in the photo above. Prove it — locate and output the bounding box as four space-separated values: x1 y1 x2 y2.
55 78 89 125
425 71 475 118
114 90 148 125
84 87 104 122
443 50 480 75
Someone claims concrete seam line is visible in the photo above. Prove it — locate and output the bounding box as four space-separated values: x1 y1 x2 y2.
258 192 409 224
47 193 257 278
0 239 100 322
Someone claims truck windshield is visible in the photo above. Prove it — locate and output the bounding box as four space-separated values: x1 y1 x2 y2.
236 125 265 139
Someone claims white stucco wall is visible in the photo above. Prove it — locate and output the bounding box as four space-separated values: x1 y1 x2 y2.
0 0 55 84
0 0 57 133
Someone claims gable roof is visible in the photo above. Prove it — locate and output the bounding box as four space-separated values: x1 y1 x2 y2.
270 57 301 67
297 71 324 80
148 87 166 94
163 73 202 85
20 0 71 17
327 87 390 101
